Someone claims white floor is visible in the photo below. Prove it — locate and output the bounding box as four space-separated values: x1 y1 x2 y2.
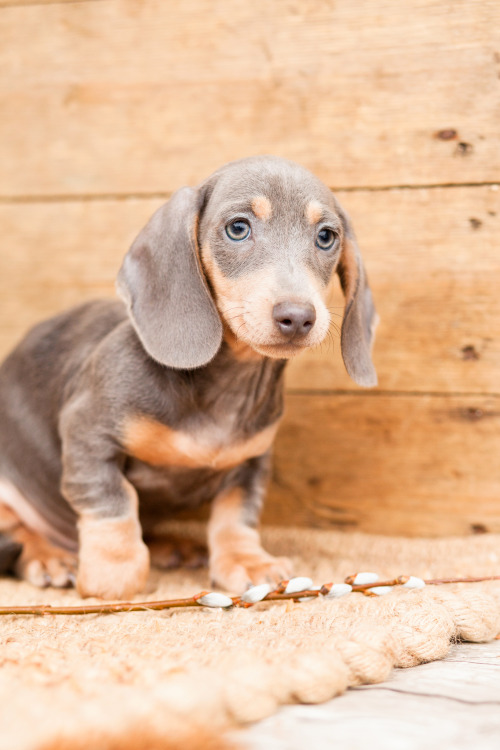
232 641 500 750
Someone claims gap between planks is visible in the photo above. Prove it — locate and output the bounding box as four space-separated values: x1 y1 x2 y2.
355 686 500 707
0 181 499 205
0 1 104 9
285 390 500 398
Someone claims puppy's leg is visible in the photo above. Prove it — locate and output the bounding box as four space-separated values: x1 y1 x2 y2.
208 487 292 592
75 495 149 600
0 503 76 587
208 458 292 592
60 406 149 600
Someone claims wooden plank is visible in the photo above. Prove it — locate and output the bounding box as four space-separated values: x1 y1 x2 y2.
237 698 500 750
234 643 500 750
265 393 500 536
0 0 499 196
0 197 163 353
1 186 499 394
358 659 500 702
442 642 500 665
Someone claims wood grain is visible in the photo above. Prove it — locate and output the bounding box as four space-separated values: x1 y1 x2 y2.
265 393 500 536
236 643 500 750
1 0 499 196
1 186 498 394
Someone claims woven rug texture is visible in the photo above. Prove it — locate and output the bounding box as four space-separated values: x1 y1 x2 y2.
1 524 499 750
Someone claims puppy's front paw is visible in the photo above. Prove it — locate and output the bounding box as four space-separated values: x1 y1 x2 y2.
77 515 150 599
209 551 293 593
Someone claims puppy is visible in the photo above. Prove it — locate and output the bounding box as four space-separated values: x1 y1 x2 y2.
0 156 377 598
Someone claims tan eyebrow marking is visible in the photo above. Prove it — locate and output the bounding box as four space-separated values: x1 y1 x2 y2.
306 200 323 225
251 195 272 222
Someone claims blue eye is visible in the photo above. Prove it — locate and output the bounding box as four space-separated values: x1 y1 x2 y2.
226 220 251 241
316 228 337 250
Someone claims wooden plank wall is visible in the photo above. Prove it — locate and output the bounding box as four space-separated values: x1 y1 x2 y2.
1 0 499 535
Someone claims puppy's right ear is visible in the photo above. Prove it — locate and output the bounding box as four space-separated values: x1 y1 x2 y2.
116 187 223 369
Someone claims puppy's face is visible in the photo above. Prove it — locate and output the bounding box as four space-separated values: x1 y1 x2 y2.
199 158 342 359
118 155 377 385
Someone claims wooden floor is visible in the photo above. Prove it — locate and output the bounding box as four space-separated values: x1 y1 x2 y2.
233 641 500 749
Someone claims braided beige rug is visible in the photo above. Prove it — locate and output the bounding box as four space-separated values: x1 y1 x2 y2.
1 524 499 750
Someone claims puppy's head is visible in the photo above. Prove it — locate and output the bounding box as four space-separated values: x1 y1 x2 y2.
117 156 377 386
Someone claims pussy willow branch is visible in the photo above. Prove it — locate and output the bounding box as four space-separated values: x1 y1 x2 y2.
0 575 498 617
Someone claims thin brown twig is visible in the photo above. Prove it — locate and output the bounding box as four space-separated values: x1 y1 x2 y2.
422 576 500 585
0 590 322 616
348 575 500 592
0 575 497 617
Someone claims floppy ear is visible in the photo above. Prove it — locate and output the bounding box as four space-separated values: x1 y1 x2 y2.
116 187 223 369
336 207 378 387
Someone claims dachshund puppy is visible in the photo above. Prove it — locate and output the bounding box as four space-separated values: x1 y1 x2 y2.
0 156 377 598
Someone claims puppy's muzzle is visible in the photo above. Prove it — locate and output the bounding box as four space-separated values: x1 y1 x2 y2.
272 301 316 340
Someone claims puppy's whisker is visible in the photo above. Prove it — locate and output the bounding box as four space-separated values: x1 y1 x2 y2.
235 321 249 338
220 305 246 315
326 308 343 319
225 313 246 323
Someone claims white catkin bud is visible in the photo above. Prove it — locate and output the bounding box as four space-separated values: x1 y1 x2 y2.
325 583 352 598
403 576 426 589
241 583 272 604
197 593 233 608
353 572 379 585
284 577 314 594
370 586 392 596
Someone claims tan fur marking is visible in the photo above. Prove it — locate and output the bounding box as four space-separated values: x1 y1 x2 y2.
306 200 323 225
122 416 279 470
207 487 293 592
201 241 233 301
223 323 263 362
251 195 272 222
339 235 359 303
201 242 275 347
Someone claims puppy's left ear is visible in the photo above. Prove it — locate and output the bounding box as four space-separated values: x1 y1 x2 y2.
116 187 222 369
336 206 379 387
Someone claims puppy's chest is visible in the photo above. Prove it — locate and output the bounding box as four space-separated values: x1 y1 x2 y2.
121 414 279 471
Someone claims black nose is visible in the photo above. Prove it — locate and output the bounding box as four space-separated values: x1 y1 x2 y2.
273 302 316 339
